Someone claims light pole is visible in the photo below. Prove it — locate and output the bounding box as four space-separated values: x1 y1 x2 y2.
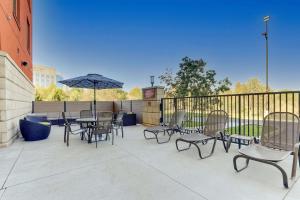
262 16 270 91
150 75 155 87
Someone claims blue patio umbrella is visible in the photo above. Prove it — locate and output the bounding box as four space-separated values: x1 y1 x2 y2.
59 74 123 116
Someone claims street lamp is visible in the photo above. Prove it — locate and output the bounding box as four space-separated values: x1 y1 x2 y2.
262 15 270 91
150 75 155 87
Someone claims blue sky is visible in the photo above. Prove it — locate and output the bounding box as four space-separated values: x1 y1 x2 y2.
33 0 300 91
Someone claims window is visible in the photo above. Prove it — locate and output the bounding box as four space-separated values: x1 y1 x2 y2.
27 19 31 54
13 0 20 27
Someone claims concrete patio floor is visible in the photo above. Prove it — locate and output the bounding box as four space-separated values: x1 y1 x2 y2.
0 125 300 200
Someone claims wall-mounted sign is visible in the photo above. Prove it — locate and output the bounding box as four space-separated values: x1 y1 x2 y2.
143 88 156 99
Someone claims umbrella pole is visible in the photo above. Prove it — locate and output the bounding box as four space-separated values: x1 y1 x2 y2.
94 82 96 118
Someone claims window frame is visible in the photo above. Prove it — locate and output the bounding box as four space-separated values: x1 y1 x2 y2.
13 0 21 29
26 18 31 54
27 0 31 13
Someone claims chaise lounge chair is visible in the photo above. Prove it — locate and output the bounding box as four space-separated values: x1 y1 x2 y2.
175 110 228 159
233 112 300 188
144 111 186 144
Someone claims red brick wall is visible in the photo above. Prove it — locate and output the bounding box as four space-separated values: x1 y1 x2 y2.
0 0 32 80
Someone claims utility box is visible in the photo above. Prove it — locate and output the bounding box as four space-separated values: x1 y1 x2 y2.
142 86 164 126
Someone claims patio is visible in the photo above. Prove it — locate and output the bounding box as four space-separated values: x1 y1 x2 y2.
0 125 300 200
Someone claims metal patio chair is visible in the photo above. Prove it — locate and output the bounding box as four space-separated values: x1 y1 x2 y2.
175 110 228 159
79 109 94 132
233 112 300 188
144 111 186 144
90 112 113 148
62 112 86 147
113 111 125 138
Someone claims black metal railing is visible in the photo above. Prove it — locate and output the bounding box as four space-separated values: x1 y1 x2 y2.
161 91 300 139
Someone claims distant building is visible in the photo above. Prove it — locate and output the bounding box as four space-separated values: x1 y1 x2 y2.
33 65 57 88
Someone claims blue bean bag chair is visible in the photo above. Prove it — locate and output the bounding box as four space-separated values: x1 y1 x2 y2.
20 117 51 141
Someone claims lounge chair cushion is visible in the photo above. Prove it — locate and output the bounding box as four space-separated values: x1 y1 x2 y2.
179 133 214 142
239 144 291 162
145 126 171 132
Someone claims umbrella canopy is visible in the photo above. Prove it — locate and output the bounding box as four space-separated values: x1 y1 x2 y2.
59 74 123 116
59 74 123 89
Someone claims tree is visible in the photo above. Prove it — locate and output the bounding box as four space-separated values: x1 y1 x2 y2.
52 88 68 101
68 88 82 101
35 84 68 101
159 57 231 97
35 85 140 101
128 87 142 100
232 78 267 94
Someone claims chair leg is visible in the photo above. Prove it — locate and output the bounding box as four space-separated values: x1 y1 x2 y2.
112 131 114 145
233 154 250 172
121 126 124 138
66 131 70 147
233 154 288 189
176 138 216 159
167 130 175 142
144 130 157 140
95 134 98 148
226 137 233 153
292 146 299 178
195 138 217 159
261 159 288 188
64 126 66 143
192 142 204 159
298 148 300 168
219 132 227 152
175 139 192 151
144 130 169 144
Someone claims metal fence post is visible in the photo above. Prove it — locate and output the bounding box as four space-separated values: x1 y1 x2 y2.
174 98 178 122
160 98 164 123
238 95 242 148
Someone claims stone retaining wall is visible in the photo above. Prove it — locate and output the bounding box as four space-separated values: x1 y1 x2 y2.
0 52 34 147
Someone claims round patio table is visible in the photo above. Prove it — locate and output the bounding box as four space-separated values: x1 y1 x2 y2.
75 118 113 144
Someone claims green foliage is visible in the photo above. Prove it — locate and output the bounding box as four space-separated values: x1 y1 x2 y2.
230 78 267 94
159 57 231 97
35 85 142 101
128 87 142 100
35 84 68 101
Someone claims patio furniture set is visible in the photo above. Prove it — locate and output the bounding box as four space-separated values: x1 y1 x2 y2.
62 110 125 148
143 110 300 188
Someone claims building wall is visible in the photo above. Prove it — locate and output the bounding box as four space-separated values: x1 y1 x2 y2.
0 0 32 80
33 65 57 88
0 52 34 147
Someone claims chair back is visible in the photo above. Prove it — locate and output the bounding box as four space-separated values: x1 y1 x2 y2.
203 110 228 137
168 111 186 129
80 110 93 118
97 111 113 121
116 111 125 122
261 112 300 151
95 112 113 133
